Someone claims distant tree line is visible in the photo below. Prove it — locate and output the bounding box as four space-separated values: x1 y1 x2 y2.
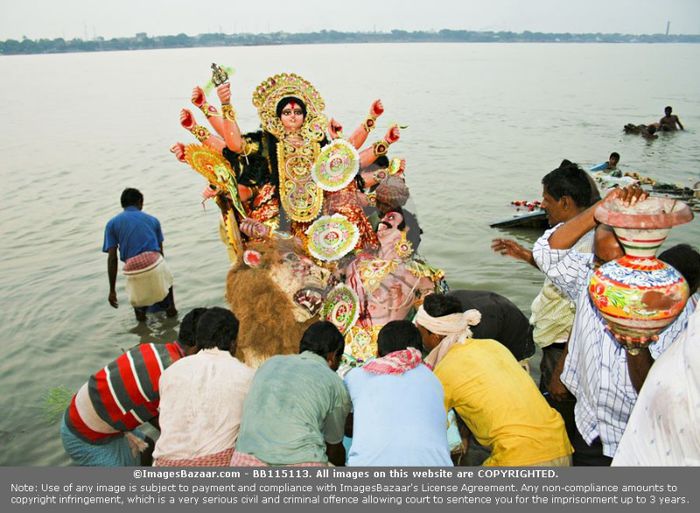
2 30 699 55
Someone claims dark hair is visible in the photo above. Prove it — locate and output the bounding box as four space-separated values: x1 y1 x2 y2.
610 152 620 160
299 321 344 358
195 307 239 352
542 163 596 208
665 106 672 113
403 209 423 252
178 307 208 347
275 97 307 118
659 244 700 294
423 293 463 317
120 188 143 208
377 320 423 356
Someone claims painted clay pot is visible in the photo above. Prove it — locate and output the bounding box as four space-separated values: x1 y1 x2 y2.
589 197 693 353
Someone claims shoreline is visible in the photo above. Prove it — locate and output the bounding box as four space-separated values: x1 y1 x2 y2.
3 31 700 57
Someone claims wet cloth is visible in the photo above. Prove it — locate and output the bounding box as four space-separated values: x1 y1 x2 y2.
234 352 351 465
613 303 700 466
344 360 453 466
532 225 692 457
103 206 164 262
61 415 145 467
433 340 573 466
64 342 184 445
122 251 173 307
153 349 255 463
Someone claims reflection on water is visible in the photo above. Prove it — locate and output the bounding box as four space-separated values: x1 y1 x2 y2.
0 43 698 465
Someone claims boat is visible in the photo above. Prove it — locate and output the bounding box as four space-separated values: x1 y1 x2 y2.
489 209 548 229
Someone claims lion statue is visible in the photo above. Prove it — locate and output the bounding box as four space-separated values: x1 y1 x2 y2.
226 237 333 367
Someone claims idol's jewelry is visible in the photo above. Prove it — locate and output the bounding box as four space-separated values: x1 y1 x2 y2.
221 104 236 122
372 140 389 157
199 102 221 118
362 114 377 133
394 231 414 260
190 125 211 143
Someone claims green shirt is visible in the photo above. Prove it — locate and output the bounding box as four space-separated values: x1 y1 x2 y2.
235 352 351 465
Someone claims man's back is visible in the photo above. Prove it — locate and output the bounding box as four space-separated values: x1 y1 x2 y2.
235 352 350 465
65 342 183 443
434 340 572 466
154 348 255 461
344 364 452 466
103 207 163 262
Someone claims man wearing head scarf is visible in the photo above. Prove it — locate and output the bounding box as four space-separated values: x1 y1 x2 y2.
415 294 573 467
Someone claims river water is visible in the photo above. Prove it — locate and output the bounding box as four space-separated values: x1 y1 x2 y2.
0 43 698 465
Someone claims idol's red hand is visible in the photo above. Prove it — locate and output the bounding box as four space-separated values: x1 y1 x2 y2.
191 86 206 108
217 83 231 105
180 109 195 130
371 99 384 117
384 125 400 144
170 143 186 162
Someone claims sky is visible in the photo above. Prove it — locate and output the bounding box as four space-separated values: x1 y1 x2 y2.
1 0 699 41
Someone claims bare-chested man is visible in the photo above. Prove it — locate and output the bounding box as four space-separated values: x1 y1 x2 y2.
659 106 684 131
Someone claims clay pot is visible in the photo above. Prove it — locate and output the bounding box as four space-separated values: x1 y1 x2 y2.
589 197 693 353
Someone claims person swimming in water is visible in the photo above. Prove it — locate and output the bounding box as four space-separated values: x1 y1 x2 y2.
658 106 684 131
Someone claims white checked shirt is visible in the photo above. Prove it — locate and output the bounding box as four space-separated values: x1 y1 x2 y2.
533 225 693 458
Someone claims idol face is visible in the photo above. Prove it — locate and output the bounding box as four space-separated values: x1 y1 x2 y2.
279 101 305 132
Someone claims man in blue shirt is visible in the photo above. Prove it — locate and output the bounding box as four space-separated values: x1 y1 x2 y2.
344 320 453 466
103 188 177 321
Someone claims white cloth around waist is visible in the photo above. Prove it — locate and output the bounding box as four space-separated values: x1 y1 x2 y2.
123 255 173 307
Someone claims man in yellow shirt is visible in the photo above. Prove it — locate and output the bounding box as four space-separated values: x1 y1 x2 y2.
415 294 573 466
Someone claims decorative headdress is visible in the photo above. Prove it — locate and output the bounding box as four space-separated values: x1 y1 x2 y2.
252 73 327 141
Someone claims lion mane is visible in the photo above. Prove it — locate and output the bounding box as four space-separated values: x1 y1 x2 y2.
225 240 317 368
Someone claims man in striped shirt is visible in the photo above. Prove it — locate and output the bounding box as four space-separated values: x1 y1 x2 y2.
533 187 695 464
61 308 203 466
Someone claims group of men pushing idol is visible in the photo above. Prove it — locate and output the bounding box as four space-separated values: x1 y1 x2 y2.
72 69 698 467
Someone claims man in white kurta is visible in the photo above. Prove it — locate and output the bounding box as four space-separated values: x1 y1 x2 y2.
153 307 255 466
